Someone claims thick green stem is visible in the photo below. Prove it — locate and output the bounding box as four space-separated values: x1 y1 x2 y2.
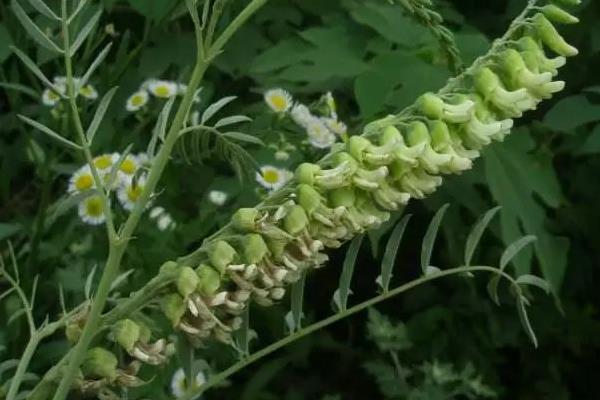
180 266 517 399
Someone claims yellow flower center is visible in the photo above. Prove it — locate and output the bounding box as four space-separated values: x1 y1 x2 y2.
262 169 280 184
120 159 137 175
270 95 287 111
154 85 171 98
85 197 104 217
75 174 94 191
94 155 113 170
80 86 93 97
127 184 143 202
131 94 145 106
48 91 59 100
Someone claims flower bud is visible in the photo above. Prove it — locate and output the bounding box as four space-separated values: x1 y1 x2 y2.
232 208 260 232
400 169 442 198
209 240 237 273
500 49 553 90
266 236 289 260
176 266 200 298
532 13 578 57
284 204 309 235
348 136 394 166
297 183 322 215
159 260 179 276
429 120 474 172
329 187 356 208
112 319 141 352
65 322 82 343
195 264 221 295
406 121 452 174
517 37 566 75
381 125 424 166
295 163 320 186
417 92 474 123
160 293 186 327
542 4 579 24
82 347 118 381
474 67 536 117
243 234 269 264
553 0 581 5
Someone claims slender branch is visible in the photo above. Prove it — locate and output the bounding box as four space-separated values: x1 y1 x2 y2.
180 266 517 399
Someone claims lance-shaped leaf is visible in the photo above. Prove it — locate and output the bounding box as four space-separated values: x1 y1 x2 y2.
10 46 60 92
86 86 118 143
81 42 113 87
285 270 307 333
68 0 89 24
464 206 501 266
69 8 102 56
377 214 411 292
214 115 252 128
201 96 236 124
516 295 538 347
28 0 59 20
515 274 551 294
221 131 264 146
11 0 63 53
18 115 82 151
420 203 449 274
333 235 364 312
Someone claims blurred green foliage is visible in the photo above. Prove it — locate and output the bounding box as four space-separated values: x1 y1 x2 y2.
1 0 599 399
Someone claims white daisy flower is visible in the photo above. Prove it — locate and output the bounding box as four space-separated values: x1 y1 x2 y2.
208 190 228 206
322 117 347 136
117 175 146 211
157 214 176 231
256 165 292 191
171 368 207 398
126 90 149 112
264 88 292 113
93 153 120 175
78 195 107 225
290 103 314 128
116 154 140 183
68 165 95 194
147 79 178 98
42 86 65 107
306 120 336 149
79 84 98 100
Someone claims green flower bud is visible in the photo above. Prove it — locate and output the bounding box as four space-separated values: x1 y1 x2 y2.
112 319 140 351
295 163 320 186
329 187 356 208
400 169 442 198
417 93 474 123
542 4 579 24
406 121 452 175
532 13 578 57
159 260 179 276
82 347 118 381
348 136 371 163
296 161 351 190
474 67 537 117
160 293 186 327
232 208 260 232
176 266 200 298
553 0 581 5
138 321 152 343
243 233 269 264
195 264 221 295
348 135 395 166
297 183 322 215
284 204 309 235
266 236 289 260
209 240 237 273
517 37 566 75
429 120 474 172
500 49 553 89
65 322 82 343
381 125 424 166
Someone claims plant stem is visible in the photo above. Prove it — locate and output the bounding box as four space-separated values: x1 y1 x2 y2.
180 265 516 399
50 1 270 397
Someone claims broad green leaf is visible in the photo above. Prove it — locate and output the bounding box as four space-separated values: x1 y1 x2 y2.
18 114 82 151
0 223 21 241
69 9 102 56
221 132 264 146
420 204 449 274
515 274 551 294
464 206 501 266
333 235 364 312
579 124 600 154
28 0 60 20
500 235 537 270
201 96 237 124
377 214 411 293
544 95 600 132
86 86 118 143
11 0 63 53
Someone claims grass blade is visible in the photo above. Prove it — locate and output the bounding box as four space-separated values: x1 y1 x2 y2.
420 203 449 274
377 214 411 293
464 206 501 266
86 86 118 143
18 114 82 151
28 0 60 20
333 235 364 312
11 0 63 53
69 9 102 56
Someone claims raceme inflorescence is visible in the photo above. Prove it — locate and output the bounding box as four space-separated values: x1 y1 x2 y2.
56 1 580 397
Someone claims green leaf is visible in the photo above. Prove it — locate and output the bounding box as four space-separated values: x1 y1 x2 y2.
86 86 118 143
578 124 600 154
221 132 264 146
11 0 63 53
157 96 176 142
233 305 251 356
543 95 600 132
27 0 60 20
516 296 538 347
420 204 449 274
215 115 252 128
0 223 21 241
377 214 411 293
333 235 364 312
0 359 20 380
81 42 112 87
0 82 38 99
201 96 237 124
464 206 501 266
500 235 537 270
515 274 551 294
286 270 307 333
109 269 134 293
69 9 102 56
84 264 97 299
0 24 14 62
17 114 82 151
485 132 569 293
10 46 59 91
128 0 173 20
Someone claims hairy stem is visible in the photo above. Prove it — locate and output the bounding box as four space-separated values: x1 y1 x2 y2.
181 266 517 399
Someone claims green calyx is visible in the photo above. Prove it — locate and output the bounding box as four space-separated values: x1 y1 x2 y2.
81 347 118 381
209 240 237 273
243 233 269 264
196 264 221 295
112 319 141 352
176 266 200 298
284 204 309 235
160 293 186 327
232 207 260 232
